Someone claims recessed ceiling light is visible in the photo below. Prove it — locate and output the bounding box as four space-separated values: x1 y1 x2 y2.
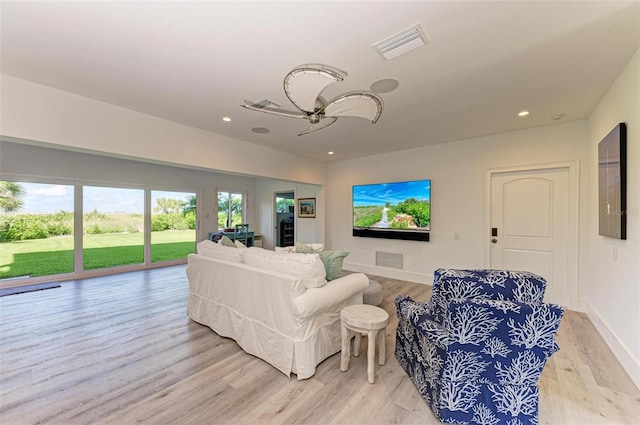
550 114 565 121
251 127 270 134
328 151 334 155
518 111 529 117
223 117 231 122
370 78 400 94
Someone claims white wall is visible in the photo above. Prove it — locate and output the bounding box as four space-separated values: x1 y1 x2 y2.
327 120 590 287
255 178 324 249
325 47 640 389
586 48 640 389
0 75 327 186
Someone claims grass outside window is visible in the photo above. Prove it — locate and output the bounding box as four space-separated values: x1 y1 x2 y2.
0 230 195 279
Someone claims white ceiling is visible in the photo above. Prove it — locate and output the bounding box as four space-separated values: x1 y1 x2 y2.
1 1 639 162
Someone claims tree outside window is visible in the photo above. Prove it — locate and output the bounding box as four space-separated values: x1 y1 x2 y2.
275 196 295 213
218 192 243 229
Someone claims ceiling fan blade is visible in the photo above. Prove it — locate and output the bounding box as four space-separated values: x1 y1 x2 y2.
241 101 306 119
298 117 338 136
284 64 345 113
322 91 383 123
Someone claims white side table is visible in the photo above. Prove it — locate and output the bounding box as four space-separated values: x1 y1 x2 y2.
340 304 390 384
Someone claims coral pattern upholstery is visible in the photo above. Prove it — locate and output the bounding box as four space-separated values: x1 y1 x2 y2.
429 268 547 324
395 269 564 424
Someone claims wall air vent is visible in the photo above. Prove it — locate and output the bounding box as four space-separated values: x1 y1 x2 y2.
372 24 428 60
375 251 404 269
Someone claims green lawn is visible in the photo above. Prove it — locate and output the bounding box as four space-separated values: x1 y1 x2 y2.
0 230 195 279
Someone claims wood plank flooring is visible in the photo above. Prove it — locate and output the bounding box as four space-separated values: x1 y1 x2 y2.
1 266 639 424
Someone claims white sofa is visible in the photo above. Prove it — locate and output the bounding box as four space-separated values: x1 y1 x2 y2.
186 240 369 379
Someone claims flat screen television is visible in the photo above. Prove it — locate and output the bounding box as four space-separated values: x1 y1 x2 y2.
352 179 430 241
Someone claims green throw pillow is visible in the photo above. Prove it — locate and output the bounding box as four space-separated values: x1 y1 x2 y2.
295 242 322 254
318 250 349 281
218 235 236 247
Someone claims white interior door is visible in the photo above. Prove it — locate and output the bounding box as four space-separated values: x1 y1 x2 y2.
490 167 571 306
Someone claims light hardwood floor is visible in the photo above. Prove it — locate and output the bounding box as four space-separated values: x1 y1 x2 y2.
1 266 639 425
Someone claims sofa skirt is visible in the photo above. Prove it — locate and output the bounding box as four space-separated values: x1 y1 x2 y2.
188 292 350 379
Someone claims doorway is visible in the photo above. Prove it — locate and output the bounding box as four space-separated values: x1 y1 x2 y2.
274 191 295 247
485 162 579 308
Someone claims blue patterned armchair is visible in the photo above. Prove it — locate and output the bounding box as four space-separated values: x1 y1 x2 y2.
428 269 547 324
395 269 563 424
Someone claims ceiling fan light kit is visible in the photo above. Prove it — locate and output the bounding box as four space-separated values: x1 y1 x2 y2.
242 63 383 136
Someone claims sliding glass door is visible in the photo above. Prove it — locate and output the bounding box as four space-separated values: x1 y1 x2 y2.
0 181 74 279
82 185 145 270
1 178 199 285
151 190 196 263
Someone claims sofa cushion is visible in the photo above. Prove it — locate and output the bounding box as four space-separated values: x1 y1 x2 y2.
294 242 324 253
274 246 296 253
234 239 247 248
291 244 347 281
196 240 243 263
275 242 325 254
218 235 236 247
318 251 349 281
243 248 327 289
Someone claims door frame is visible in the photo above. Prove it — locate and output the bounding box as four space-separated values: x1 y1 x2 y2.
483 161 580 309
273 190 296 248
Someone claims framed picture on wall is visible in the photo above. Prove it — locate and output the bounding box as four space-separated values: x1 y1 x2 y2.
298 198 316 218
598 122 627 240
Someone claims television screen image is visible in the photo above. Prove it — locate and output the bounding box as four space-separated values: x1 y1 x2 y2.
352 179 430 240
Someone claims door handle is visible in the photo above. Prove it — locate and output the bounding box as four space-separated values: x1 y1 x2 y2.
491 238 497 243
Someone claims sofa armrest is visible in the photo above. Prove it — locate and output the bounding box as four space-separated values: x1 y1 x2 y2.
293 273 369 319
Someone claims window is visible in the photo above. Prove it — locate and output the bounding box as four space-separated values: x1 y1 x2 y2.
0 181 74 279
0 178 199 284
218 191 244 229
276 196 295 213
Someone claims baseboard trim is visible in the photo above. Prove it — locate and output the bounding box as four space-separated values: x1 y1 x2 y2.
586 302 640 391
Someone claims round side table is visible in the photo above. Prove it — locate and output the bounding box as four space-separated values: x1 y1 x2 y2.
340 304 389 384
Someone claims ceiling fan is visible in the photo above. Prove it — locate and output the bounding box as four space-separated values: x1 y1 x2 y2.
241 64 383 136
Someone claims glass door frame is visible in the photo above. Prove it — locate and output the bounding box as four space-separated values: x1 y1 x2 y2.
0 174 200 286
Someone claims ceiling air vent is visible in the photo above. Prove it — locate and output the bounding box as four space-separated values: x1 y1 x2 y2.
252 99 281 109
372 24 428 60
